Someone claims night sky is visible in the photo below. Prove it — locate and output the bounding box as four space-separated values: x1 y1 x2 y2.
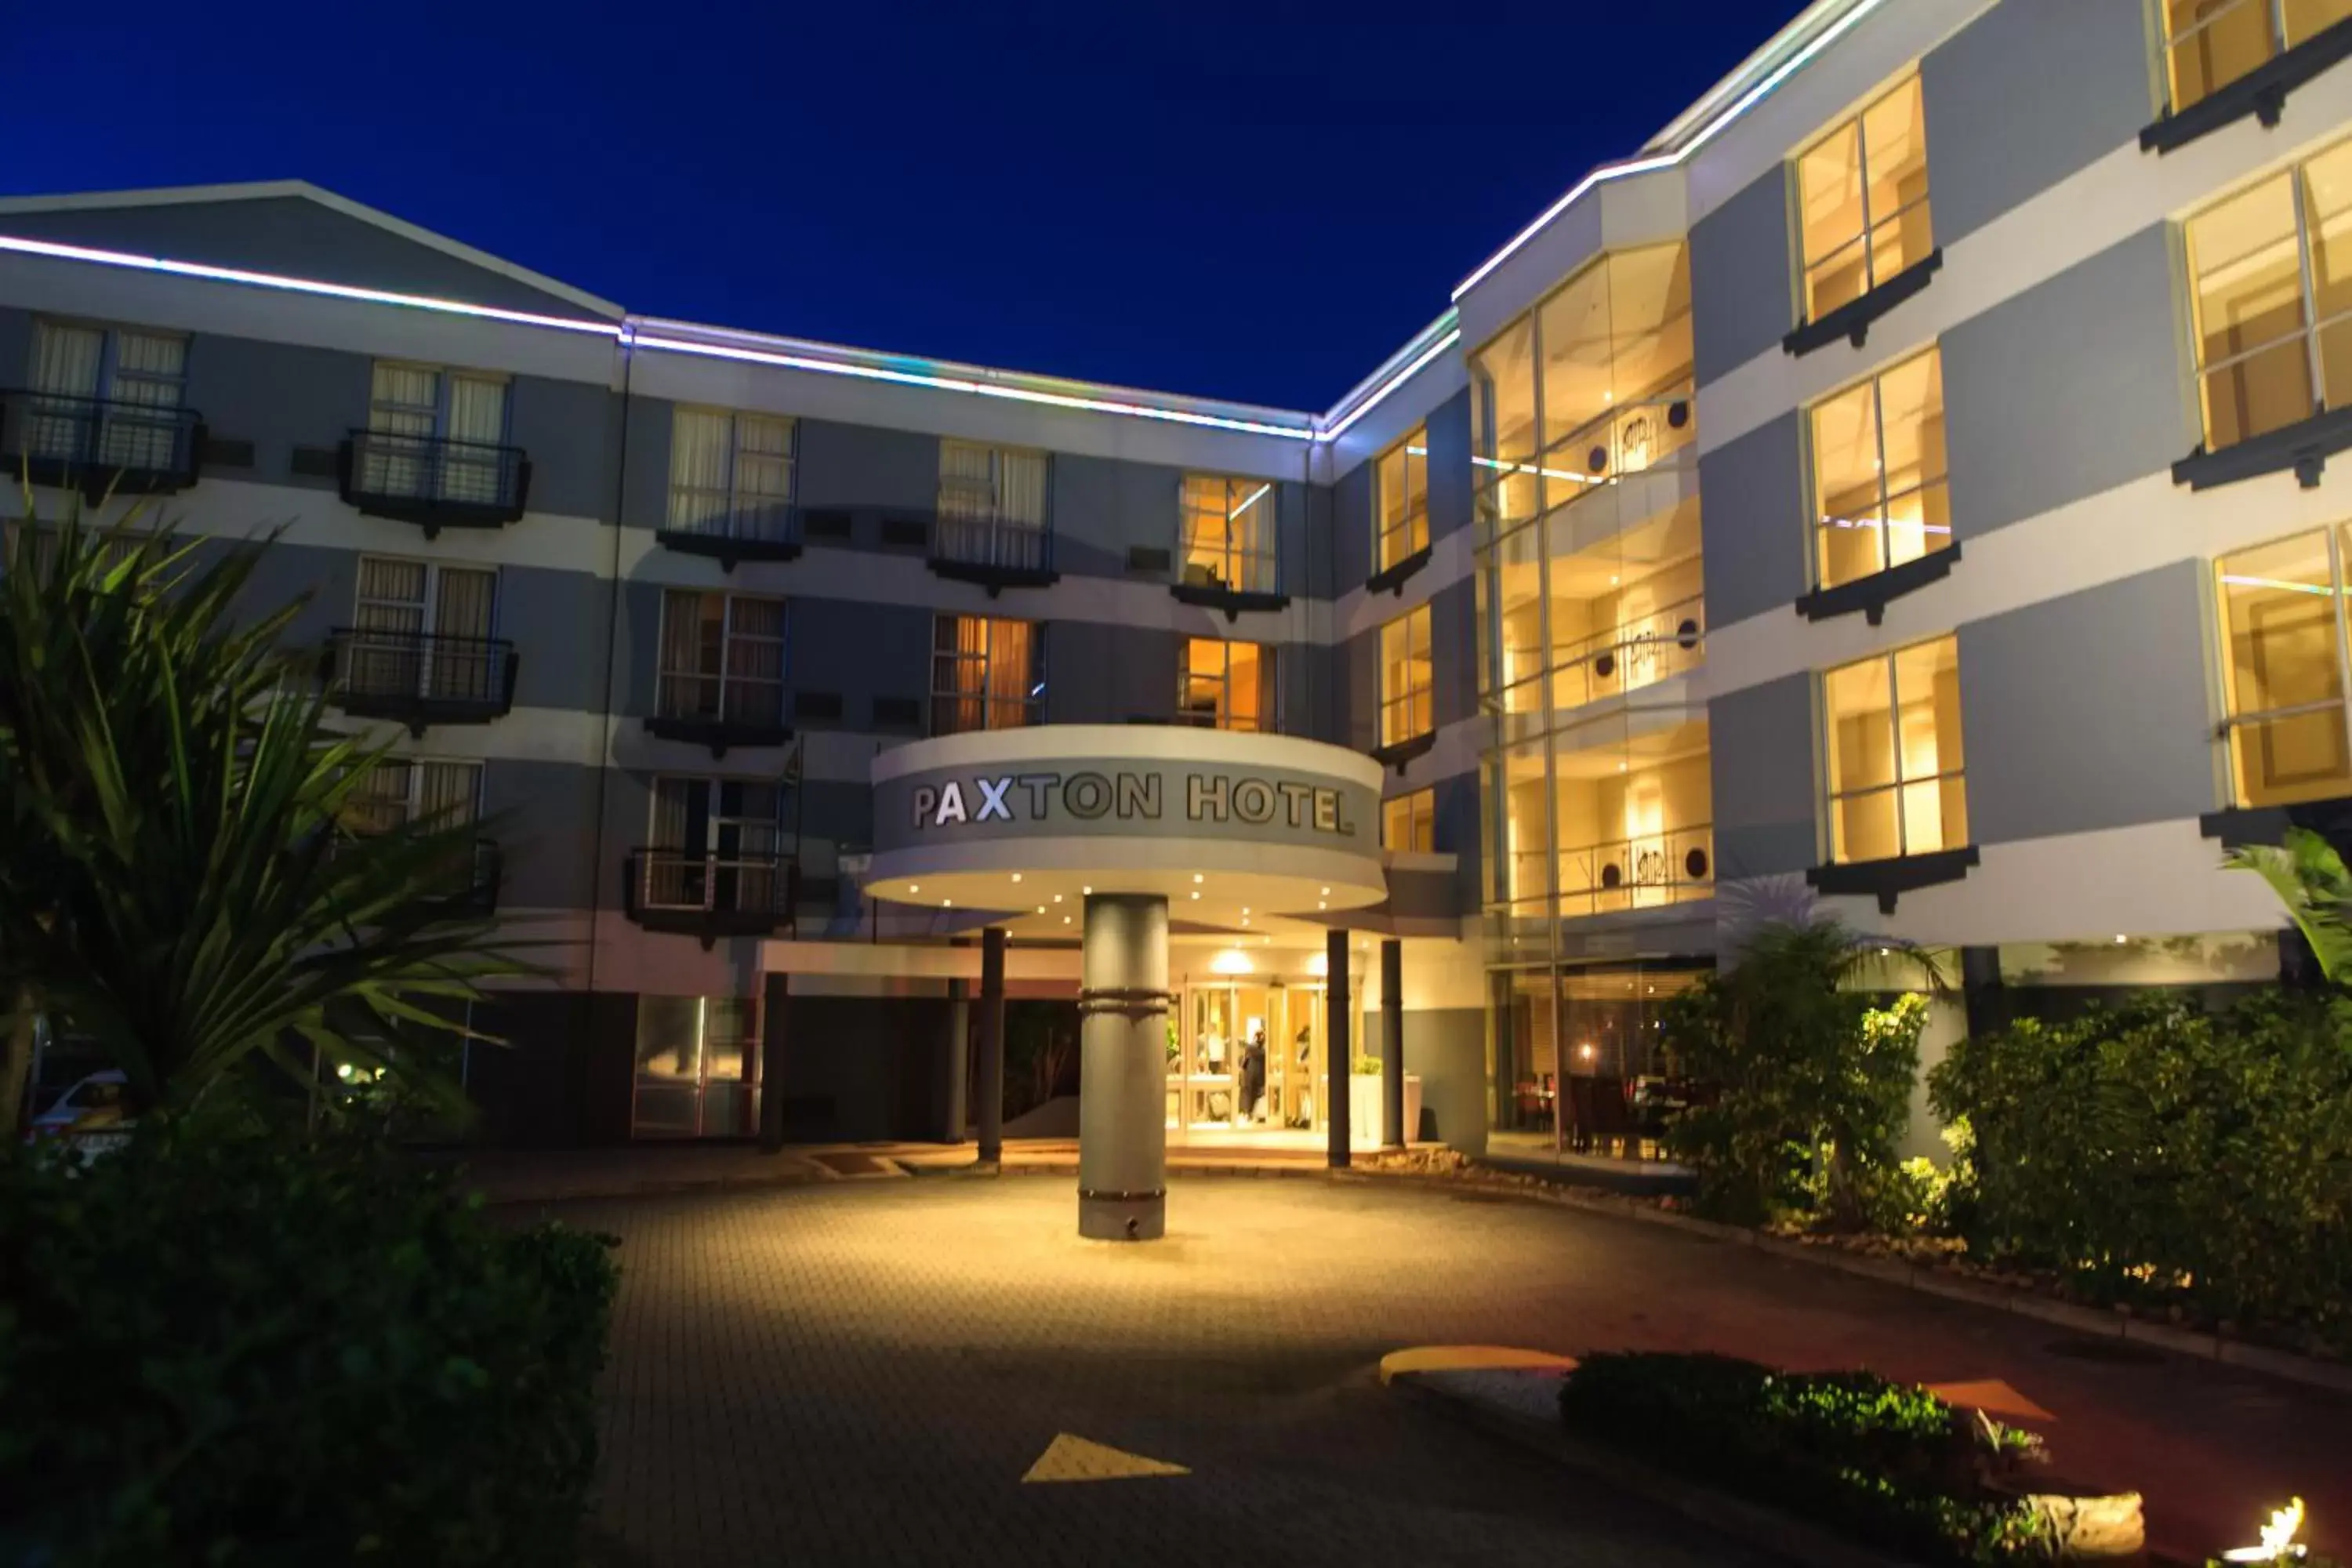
11 0 1806 411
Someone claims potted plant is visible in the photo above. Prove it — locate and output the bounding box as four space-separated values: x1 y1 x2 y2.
1347 1053 1422 1149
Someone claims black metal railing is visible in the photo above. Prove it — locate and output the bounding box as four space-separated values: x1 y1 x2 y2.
1 390 205 498
623 848 797 942
646 673 790 756
928 511 1058 592
655 503 803 569
339 429 531 534
321 628 519 731
420 837 503 916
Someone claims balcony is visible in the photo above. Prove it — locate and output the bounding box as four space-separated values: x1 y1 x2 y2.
1 390 205 499
928 513 1058 594
1478 390 1698 553
419 837 503 916
1549 597 1706 712
1171 557 1287 619
339 429 531 536
321 628 520 735
656 504 803 571
644 675 791 757
1557 826 1713 918
624 848 797 946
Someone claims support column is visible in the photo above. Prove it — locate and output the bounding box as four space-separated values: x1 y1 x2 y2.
976 928 1006 1165
758 971 789 1152
1077 893 1170 1241
1958 946 2008 1039
942 978 970 1143
1327 927 1352 1169
1381 938 1405 1149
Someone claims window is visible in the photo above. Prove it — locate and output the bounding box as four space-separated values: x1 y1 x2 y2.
362 362 510 504
347 759 483 836
2184 136 2352 455
937 441 1050 569
2216 528 2352 804
1178 638 1275 731
2163 0 2352 117
346 556 500 702
643 777 784 914
1824 636 1967 863
668 408 795 543
1374 426 1429 572
1179 474 1278 593
633 996 759 1139
656 591 786 727
1809 348 1950 590
1795 75 1933 320
931 615 1044 735
1378 604 1434 746
26 318 188 471
1383 788 1436 852
1548 717 1715 916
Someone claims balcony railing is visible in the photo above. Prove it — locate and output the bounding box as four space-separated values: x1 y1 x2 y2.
1475 388 1696 546
1549 595 1706 713
339 429 531 535
1171 550 1287 616
1 390 205 499
645 673 791 757
420 837 503 916
322 627 520 733
656 502 802 570
1557 825 1714 917
928 512 1058 593
623 848 797 945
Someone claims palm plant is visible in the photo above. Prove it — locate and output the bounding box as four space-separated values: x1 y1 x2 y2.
0 501 528 1123
2224 827 2352 985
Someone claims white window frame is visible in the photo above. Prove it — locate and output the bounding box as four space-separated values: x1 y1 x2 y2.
1379 604 1435 746
1178 474 1279 594
931 614 1045 735
1177 637 1276 732
666 408 797 543
1374 427 1430 574
655 590 788 727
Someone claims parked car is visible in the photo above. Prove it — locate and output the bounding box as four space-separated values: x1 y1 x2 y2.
27 1069 134 1152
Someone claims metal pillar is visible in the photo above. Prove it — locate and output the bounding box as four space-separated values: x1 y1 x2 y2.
1380 938 1405 1149
943 977 970 1143
1076 893 1170 1241
976 928 1006 1165
1327 927 1352 1169
758 971 789 1152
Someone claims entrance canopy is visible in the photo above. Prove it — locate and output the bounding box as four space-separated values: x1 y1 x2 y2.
867 725 1387 938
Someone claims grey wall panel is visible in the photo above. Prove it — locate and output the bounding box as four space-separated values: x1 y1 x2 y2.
617 393 673 532
612 579 667 717
1430 576 1478 728
183 332 368 488
1047 620 1178 724
796 418 938 517
1709 671 1818 878
791 597 935 721
1276 480 1311 598
228 539 349 648
1332 458 1374 590
1698 410 1807 627
597 768 653 870
797 779 877 858
1922 0 2154 249
1426 387 1472 543
1345 622 1379 752
509 376 617 522
1958 561 2220 844
1359 1007 1486 1152
1944 225 2196 543
1051 452 1182 582
1691 165 1795 387
499 565 612 712
0 307 31 386
0 198 603 320
1435 771 1482 912
487 759 604 909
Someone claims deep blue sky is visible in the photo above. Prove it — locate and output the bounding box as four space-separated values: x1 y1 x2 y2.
10 1 1806 411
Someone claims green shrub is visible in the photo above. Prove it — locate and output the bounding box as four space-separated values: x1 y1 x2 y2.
1929 990 2352 1353
1558 1352 2046 1566
0 1116 619 1566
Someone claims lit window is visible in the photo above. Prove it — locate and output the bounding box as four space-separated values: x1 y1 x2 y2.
1383 788 1436 852
937 441 1051 571
1795 75 1933 321
1469 319 1538 540
1179 474 1278 594
668 408 795 545
1379 604 1434 746
2163 0 2352 118
1177 637 1274 731
2216 528 2352 805
1809 347 1949 591
1824 636 1967 864
931 614 1044 735
657 591 787 727
1551 719 1714 916
1374 426 1429 572
2184 136 2352 455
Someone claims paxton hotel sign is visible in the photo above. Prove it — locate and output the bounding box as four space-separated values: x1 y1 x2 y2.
878 760 1377 853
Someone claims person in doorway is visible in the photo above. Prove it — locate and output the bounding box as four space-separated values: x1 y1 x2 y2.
1239 1030 1266 1124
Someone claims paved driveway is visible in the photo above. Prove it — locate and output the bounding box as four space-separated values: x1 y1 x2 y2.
537 1172 2350 1567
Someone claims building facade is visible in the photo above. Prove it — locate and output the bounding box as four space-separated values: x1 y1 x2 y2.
3 0 2347 1151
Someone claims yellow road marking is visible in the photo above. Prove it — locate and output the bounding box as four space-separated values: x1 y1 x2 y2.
1021 1433 1190 1483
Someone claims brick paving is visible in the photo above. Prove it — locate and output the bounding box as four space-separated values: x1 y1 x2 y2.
535 1173 2352 1567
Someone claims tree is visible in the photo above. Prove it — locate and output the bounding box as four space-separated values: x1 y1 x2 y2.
2225 826 2352 985
0 506 527 1122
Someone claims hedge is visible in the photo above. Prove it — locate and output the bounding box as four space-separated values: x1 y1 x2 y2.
0 1118 619 1566
1929 991 2352 1356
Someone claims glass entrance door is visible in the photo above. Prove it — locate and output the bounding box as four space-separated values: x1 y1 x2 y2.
1167 981 1325 1142
633 996 758 1138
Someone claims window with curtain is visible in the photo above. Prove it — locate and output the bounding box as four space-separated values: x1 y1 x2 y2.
644 778 783 913
1177 637 1275 731
1382 788 1436 852
937 441 1050 570
1379 604 1434 746
1824 636 1967 864
345 759 483 837
931 614 1043 735
667 408 797 543
348 556 498 702
2163 0 2352 117
363 361 510 503
2184 135 2352 456
1374 426 1430 571
1810 347 1950 591
27 318 187 470
2216 528 2352 805
1795 75 1933 321
1178 474 1279 593
657 590 786 725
